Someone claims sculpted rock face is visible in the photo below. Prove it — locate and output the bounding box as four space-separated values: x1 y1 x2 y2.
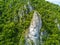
25 11 42 45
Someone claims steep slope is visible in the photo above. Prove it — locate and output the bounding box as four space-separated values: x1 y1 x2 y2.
30 0 60 45
0 0 60 45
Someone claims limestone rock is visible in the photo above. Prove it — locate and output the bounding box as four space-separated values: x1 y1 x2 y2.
25 11 42 45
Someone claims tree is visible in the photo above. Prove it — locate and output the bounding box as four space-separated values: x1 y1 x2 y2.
0 0 60 45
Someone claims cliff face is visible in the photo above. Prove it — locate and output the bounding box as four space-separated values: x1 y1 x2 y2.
25 11 42 45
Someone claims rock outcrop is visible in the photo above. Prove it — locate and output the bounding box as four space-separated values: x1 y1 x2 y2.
25 11 42 45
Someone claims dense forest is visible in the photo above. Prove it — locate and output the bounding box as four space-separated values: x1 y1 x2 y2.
0 0 60 45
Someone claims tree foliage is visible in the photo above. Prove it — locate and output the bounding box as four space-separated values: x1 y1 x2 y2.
0 0 60 45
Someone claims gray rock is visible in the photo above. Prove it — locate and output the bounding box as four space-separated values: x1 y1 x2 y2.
25 11 42 45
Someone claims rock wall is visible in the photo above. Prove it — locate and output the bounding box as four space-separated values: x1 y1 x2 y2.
25 11 42 45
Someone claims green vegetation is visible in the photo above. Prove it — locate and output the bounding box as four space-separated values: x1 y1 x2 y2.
0 0 60 45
